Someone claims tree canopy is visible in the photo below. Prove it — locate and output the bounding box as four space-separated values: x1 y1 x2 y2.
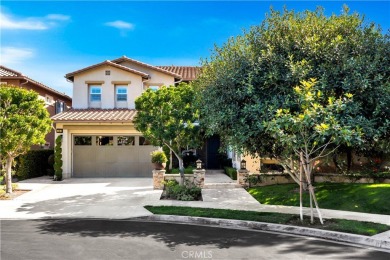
0 85 52 193
195 6 390 159
134 83 201 176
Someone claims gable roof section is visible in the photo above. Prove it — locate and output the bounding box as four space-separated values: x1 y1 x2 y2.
156 66 201 81
111 56 183 79
65 60 150 82
51 108 137 122
0 65 72 101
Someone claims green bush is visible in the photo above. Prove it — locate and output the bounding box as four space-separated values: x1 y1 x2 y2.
16 149 54 180
168 166 194 174
54 136 63 181
224 167 237 180
151 150 168 164
163 179 201 201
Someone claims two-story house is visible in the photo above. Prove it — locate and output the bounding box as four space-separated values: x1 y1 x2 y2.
51 56 200 178
0 65 72 149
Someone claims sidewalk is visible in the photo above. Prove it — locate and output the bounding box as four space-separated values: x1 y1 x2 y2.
1 176 389 226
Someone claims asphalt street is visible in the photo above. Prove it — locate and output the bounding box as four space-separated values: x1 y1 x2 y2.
0 219 388 260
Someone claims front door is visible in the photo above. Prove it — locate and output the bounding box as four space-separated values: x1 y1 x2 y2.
206 135 220 169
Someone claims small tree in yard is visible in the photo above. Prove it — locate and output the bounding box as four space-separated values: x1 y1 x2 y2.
265 79 362 223
134 83 201 181
0 85 51 193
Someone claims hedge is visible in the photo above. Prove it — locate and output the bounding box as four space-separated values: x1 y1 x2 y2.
16 149 54 180
224 167 237 180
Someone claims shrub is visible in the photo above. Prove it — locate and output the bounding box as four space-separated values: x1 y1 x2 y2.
47 154 55 176
224 167 237 180
167 166 194 174
54 136 63 181
15 149 54 180
163 179 201 201
151 150 168 164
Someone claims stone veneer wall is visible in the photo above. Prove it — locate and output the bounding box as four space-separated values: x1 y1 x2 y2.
237 172 390 187
152 169 205 190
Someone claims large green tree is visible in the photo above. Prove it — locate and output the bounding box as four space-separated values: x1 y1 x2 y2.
0 85 51 193
195 6 390 170
134 83 201 179
265 79 362 223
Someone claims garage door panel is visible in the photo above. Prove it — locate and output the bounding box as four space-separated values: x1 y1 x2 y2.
73 135 155 177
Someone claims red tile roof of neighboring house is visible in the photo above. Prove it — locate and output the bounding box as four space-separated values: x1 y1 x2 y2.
111 56 183 79
51 108 137 122
0 65 72 101
156 66 201 81
65 60 150 81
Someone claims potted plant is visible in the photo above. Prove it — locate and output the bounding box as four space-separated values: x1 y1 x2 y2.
151 150 167 170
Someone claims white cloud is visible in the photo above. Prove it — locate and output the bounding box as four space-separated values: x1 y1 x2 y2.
0 47 34 64
105 20 134 30
0 10 70 30
46 14 71 21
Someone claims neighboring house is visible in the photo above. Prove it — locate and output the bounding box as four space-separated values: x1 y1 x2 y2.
0 65 72 149
51 56 201 178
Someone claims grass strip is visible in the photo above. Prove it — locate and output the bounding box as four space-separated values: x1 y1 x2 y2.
145 206 390 236
248 183 390 215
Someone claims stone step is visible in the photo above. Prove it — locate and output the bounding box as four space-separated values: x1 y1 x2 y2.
203 183 241 189
206 170 225 174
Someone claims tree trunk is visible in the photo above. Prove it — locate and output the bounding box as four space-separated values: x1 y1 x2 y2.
178 157 185 185
299 153 303 222
301 154 324 224
5 156 13 194
309 190 314 224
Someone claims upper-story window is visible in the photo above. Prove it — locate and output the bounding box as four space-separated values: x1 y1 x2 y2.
149 86 160 91
116 86 127 101
55 100 65 114
45 95 54 105
90 86 101 102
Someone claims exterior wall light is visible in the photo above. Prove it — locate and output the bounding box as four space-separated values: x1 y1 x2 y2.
196 159 203 170
240 159 247 170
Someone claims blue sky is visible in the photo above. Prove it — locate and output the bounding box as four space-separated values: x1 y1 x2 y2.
1 1 389 96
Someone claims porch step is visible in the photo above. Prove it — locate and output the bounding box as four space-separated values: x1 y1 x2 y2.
203 183 241 189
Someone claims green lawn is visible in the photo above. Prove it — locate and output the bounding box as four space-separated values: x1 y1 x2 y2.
145 206 390 236
248 183 390 215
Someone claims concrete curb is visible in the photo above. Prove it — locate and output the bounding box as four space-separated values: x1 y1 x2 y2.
140 215 390 251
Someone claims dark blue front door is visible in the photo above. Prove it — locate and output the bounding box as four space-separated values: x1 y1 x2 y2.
207 135 220 169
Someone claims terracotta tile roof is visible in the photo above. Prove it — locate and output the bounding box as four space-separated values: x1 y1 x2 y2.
65 60 150 81
0 65 72 101
156 66 201 81
0 66 22 77
51 108 137 122
111 56 183 79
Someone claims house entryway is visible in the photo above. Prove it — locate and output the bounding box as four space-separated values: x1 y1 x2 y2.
203 169 240 189
206 135 221 169
73 135 155 177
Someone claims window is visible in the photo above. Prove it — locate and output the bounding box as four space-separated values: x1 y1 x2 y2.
149 86 160 91
74 136 92 145
116 86 127 101
55 100 65 114
117 136 135 146
96 136 113 146
105 70 111 75
90 86 101 102
45 95 53 105
139 136 151 146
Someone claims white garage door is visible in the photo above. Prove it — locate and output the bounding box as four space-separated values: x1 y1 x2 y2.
73 135 155 177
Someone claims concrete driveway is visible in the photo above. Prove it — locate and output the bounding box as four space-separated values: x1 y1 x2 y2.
0 176 162 219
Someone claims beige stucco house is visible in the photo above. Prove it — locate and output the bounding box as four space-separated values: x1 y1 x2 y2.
51 56 199 178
